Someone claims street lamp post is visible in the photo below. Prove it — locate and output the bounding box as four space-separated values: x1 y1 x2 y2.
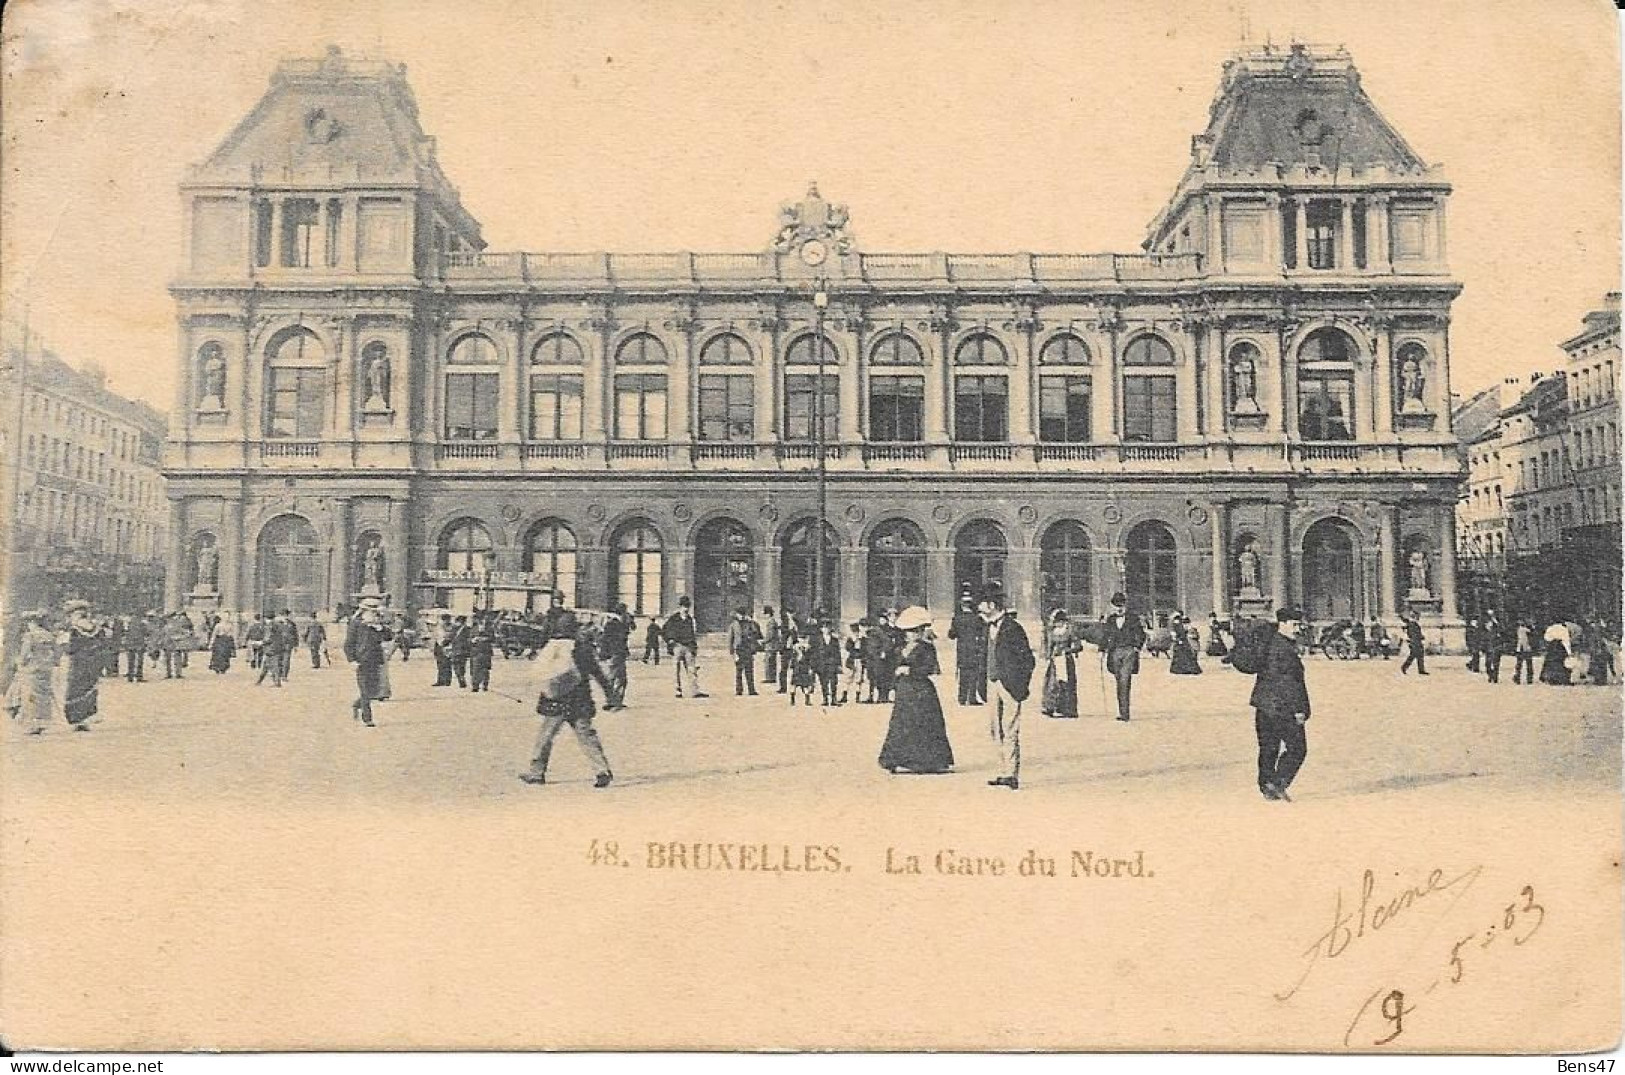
812 280 829 621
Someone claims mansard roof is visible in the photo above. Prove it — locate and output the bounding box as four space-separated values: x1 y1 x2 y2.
1202 44 1426 172
186 46 481 240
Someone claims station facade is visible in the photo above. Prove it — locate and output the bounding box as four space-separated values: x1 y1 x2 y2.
165 43 1464 635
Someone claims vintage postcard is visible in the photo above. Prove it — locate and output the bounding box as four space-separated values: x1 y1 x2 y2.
0 0 1619 1056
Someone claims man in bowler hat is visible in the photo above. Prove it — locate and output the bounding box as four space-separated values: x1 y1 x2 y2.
947 585 988 706
1251 606 1312 801
1101 592 1147 721
979 583 1035 790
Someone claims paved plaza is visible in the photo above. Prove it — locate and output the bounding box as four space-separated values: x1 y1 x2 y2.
4 645 1618 806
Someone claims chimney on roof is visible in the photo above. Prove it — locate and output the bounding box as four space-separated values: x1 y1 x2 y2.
1607 292 1621 313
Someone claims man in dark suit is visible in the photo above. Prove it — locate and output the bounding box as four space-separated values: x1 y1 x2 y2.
431 613 454 685
1250 606 1312 801
519 614 615 789
448 615 472 687
598 603 631 708
664 596 706 699
1399 610 1428 675
727 607 762 697
1481 610 1504 683
344 600 392 727
1101 592 1147 722
979 583 1035 790
947 588 988 706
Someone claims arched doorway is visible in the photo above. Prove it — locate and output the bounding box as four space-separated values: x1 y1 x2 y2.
1125 521 1179 619
780 518 840 623
868 519 928 613
523 519 578 611
257 514 322 615
954 519 1008 598
611 521 664 616
436 518 494 613
1304 518 1360 622
694 517 755 633
1040 520 1093 617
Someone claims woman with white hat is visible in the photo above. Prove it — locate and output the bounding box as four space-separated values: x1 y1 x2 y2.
877 606 954 775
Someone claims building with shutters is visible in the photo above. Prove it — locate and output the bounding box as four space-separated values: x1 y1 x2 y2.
164 43 1464 636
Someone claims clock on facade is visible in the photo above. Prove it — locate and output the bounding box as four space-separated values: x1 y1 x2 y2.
799 238 829 266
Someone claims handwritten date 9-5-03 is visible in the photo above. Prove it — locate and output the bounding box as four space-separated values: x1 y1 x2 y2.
1343 883 1547 1048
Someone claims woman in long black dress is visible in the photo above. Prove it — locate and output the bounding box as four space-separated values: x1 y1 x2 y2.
878 607 954 775
208 617 237 674
1041 609 1080 718
60 601 108 731
1169 612 1202 675
1539 623 1573 685
1205 612 1228 657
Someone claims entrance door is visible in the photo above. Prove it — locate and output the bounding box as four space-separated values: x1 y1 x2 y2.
694 518 755 633
1304 519 1358 621
1125 520 1179 620
954 519 1008 597
781 518 839 623
867 519 928 612
258 514 323 614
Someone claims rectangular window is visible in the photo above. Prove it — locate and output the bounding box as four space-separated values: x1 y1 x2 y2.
1298 372 1355 441
1281 203 1298 270
267 368 325 437
1039 374 1092 442
954 375 1009 442
1306 201 1338 269
614 373 668 440
869 375 924 442
784 373 839 442
280 199 320 268
324 201 342 268
1122 375 1177 443
1353 200 1368 268
698 374 755 442
528 374 583 440
445 372 500 440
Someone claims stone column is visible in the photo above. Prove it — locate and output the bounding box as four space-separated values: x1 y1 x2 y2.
1264 193 1282 273
1209 500 1229 614
342 195 360 271
1374 322 1395 436
1206 322 1226 436
1438 508 1459 620
329 498 351 610
1294 195 1309 271
1370 196 1391 273
669 316 695 443
841 544 865 625
1177 327 1200 442
164 499 186 609
1099 322 1121 442
1269 502 1289 610
1339 196 1356 271
582 316 609 443
837 321 862 445
270 197 286 268
1379 504 1400 617
1278 321 1298 437
386 498 410 608
1205 195 1225 272
925 545 955 613
1009 314 1036 445
925 315 952 444
224 497 245 611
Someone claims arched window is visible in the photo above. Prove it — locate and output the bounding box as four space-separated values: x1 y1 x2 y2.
1040 520 1093 617
265 327 326 438
954 519 1008 595
1039 334 1090 365
698 334 754 442
699 333 752 365
867 519 928 612
1122 334 1177 443
615 332 668 366
445 334 500 440
439 518 493 573
1124 521 1178 616
869 332 924 443
257 514 322 615
530 334 584 441
693 517 755 632
784 335 838 442
954 332 1008 366
1298 328 1357 441
871 332 924 366
1039 335 1092 443
1303 518 1360 621
612 522 664 616
532 332 585 365
524 520 579 608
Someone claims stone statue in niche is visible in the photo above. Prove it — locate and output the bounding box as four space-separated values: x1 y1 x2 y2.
199 348 227 410
1231 356 1262 414
1399 356 1427 413
361 541 385 592
195 541 219 593
362 345 391 411
1237 543 1261 593
1408 548 1431 595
